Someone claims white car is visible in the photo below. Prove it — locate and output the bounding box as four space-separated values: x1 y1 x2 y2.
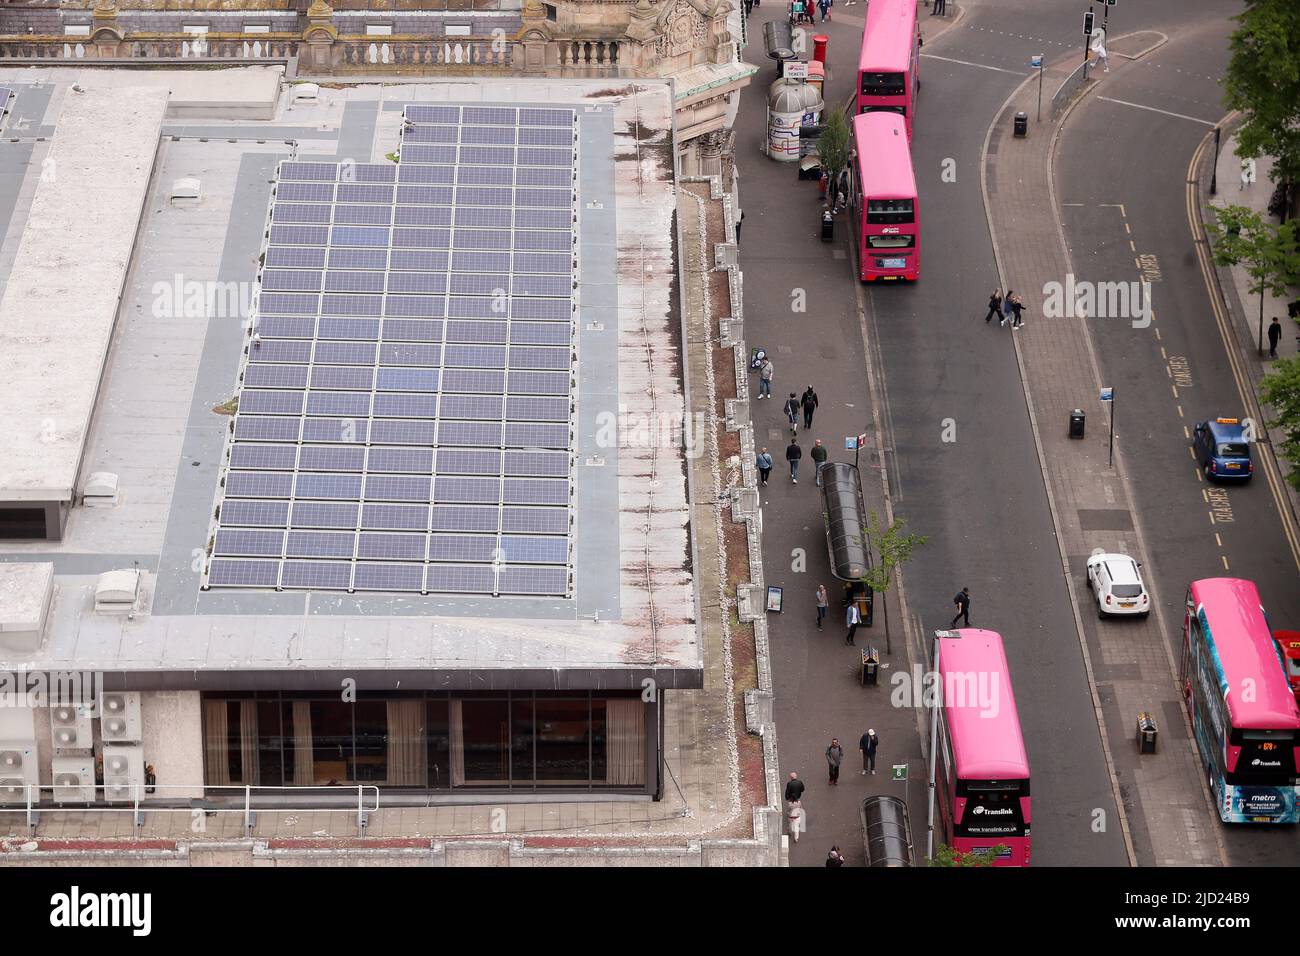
1086 551 1150 619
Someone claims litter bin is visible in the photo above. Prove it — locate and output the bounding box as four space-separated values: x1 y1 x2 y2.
861 646 880 686
821 208 834 242
1013 111 1028 137
1137 712 1158 754
860 795 913 867
1069 408 1085 439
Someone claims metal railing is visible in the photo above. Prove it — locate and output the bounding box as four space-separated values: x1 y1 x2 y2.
2 784 381 838
1050 59 1089 119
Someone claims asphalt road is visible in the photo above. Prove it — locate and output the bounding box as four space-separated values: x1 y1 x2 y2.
1056 11 1300 866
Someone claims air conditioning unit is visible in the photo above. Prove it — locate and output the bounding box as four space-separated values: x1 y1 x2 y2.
0 743 37 805
102 744 144 803
50 703 94 750
51 756 96 803
99 691 142 743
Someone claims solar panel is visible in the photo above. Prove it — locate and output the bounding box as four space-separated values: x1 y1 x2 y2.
210 105 578 594
220 499 291 527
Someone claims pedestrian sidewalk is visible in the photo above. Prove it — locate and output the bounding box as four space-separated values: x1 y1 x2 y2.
982 34 1224 866
1203 133 1300 515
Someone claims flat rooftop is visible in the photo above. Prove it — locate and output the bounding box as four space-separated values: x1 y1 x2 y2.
0 84 168 502
0 72 698 688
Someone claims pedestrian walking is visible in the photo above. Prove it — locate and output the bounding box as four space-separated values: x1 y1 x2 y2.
815 583 829 630
817 0 830 22
984 289 1003 323
787 799 806 842
1010 294 1026 330
1001 290 1015 327
811 439 828 486
860 729 879 774
826 738 844 785
950 587 971 628
783 392 801 433
825 846 845 867
801 385 819 429
786 439 802 483
1269 317 1282 358
758 357 774 399
845 601 861 645
785 771 805 803
757 447 774 486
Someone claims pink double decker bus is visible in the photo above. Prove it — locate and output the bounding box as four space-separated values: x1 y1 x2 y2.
856 0 920 139
932 628 1031 865
849 112 919 282
1181 578 1300 824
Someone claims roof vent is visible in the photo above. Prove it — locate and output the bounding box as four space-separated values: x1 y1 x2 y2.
0 563 54 653
94 569 141 615
170 177 201 204
82 471 119 508
291 83 320 102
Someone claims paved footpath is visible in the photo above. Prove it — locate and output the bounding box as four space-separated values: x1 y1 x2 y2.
983 33 1224 865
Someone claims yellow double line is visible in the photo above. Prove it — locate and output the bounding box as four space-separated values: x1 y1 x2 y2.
1186 115 1300 576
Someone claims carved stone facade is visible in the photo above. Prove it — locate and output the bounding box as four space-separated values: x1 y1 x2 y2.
0 0 754 166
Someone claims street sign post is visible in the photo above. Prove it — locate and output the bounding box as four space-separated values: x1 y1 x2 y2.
784 60 809 81
1100 386 1115 466
1031 54 1044 121
893 763 908 814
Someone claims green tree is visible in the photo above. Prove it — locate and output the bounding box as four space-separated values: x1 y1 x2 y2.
817 110 851 187
1203 205 1300 355
859 510 927 655
1223 0 1300 186
1260 357 1300 489
930 843 1008 867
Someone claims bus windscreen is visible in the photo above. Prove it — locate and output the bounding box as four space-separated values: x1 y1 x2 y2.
867 198 914 224
861 72 905 96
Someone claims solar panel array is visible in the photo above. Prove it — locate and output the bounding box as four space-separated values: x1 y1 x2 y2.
206 105 579 596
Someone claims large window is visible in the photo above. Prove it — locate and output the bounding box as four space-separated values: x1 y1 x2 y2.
202 692 645 791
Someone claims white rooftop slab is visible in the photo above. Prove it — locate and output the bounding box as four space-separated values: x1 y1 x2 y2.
89 66 283 120
0 562 52 632
0 84 168 502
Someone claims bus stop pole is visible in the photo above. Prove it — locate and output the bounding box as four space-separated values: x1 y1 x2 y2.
925 635 940 861
1108 388 1115 467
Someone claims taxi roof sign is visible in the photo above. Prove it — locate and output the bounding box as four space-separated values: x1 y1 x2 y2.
1216 417 1239 424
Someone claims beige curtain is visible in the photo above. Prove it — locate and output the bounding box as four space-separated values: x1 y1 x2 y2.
386 700 427 787
204 700 231 788
292 700 314 786
239 700 260 786
606 699 645 786
450 699 465 787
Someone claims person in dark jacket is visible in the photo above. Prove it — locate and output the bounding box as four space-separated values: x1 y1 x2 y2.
1269 316 1282 358
826 738 845 785
811 439 829 486
1010 294 1026 329
826 846 845 867
801 385 819 429
950 587 971 627
785 771 805 803
783 393 800 433
985 289 1003 323
786 440 802 483
860 729 879 774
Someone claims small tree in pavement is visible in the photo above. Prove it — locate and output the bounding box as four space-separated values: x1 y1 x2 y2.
1203 205 1300 355
1260 357 1300 489
1223 0 1300 189
818 110 851 196
859 510 927 656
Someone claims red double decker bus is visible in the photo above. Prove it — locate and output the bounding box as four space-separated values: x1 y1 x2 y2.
849 111 919 282
856 0 920 140
931 628 1031 865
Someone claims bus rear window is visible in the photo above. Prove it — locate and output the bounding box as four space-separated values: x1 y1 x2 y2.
867 199 914 224
867 235 914 249
861 71 906 96
1217 442 1249 457
863 105 906 116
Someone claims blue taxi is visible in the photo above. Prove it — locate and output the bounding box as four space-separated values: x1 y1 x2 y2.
1192 418 1253 482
